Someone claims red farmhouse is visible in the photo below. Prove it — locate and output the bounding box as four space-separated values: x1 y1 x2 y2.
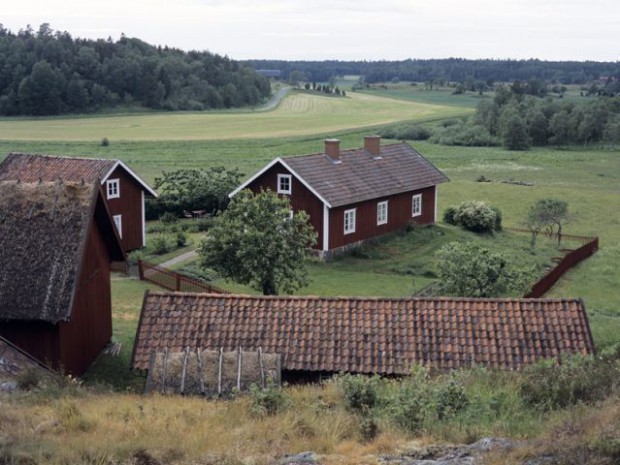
0 153 157 252
231 136 449 257
0 181 124 375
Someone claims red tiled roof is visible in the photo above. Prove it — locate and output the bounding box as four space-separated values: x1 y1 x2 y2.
0 153 156 197
131 292 594 374
0 153 116 183
281 143 449 207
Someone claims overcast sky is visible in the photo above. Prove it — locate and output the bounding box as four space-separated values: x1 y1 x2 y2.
2 0 619 61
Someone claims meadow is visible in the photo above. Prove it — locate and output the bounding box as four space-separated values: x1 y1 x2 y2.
1 85 619 465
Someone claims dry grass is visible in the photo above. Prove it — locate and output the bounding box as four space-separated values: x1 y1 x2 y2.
0 382 406 465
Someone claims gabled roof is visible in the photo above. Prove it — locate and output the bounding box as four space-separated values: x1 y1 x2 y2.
231 142 448 208
0 181 124 324
0 153 157 198
0 336 52 379
132 292 594 374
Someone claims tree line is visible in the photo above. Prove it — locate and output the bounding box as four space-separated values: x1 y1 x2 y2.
0 23 271 116
246 58 620 86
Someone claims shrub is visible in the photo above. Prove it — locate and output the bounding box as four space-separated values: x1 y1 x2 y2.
151 234 175 255
388 381 427 433
339 374 379 415
248 380 288 417
159 212 179 225
443 206 458 225
519 355 620 411
379 123 432 141
435 376 469 420
451 201 502 233
175 230 188 247
101 137 109 147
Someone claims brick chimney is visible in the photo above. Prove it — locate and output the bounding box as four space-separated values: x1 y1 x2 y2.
325 139 341 161
364 135 381 157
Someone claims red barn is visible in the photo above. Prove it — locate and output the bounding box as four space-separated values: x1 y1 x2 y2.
231 136 449 258
0 153 157 252
0 180 124 375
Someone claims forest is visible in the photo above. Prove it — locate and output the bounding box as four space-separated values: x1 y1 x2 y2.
0 23 271 116
246 58 620 88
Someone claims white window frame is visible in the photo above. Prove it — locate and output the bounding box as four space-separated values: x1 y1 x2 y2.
113 214 123 239
377 200 388 225
344 208 356 235
412 193 422 217
106 178 120 199
277 174 292 195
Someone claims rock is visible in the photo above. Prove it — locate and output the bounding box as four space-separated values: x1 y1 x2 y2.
276 451 320 465
379 437 517 465
0 381 18 393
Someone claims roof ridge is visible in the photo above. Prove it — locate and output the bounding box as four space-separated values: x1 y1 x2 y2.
7 152 117 164
281 142 407 161
145 291 582 303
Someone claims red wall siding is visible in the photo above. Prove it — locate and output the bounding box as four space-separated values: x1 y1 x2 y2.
247 164 324 249
0 217 113 375
105 167 144 251
58 219 113 375
329 186 436 249
0 321 60 370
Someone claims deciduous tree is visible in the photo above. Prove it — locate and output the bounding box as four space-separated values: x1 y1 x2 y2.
199 189 317 295
436 242 530 297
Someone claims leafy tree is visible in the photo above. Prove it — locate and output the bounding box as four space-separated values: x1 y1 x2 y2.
498 105 530 150
149 167 244 219
526 199 569 246
18 60 65 115
199 189 317 295
436 242 530 297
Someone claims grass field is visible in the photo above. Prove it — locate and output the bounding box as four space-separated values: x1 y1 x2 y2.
1 88 618 353
0 91 472 142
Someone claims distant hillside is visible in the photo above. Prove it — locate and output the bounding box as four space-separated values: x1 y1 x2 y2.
0 23 271 116
245 58 620 86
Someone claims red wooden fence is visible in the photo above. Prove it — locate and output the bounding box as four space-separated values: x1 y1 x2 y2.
138 260 229 294
524 235 599 298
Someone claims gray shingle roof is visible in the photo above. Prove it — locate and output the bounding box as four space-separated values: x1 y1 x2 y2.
282 143 448 207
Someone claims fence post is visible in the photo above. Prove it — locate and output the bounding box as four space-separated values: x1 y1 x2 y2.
138 259 144 281
176 273 181 291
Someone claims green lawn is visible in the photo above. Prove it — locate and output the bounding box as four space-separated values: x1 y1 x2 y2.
2 90 617 384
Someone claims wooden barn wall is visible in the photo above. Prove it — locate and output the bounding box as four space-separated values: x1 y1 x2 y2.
105 167 143 251
247 163 324 248
0 321 60 370
58 219 113 375
328 186 436 250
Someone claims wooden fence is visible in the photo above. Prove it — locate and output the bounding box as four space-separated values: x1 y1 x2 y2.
521 232 599 298
138 260 229 294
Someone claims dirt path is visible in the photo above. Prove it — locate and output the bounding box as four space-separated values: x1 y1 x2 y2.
158 249 198 268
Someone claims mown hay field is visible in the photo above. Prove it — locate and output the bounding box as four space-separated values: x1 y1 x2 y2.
0 91 472 142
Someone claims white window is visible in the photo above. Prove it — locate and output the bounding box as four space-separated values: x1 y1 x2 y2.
106 179 120 199
277 174 292 194
377 201 388 225
113 214 123 238
412 194 422 217
344 208 356 234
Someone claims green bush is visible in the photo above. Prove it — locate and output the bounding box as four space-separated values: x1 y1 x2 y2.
159 211 179 225
175 230 188 247
451 200 502 233
339 374 379 415
151 234 175 255
519 355 620 411
435 376 469 420
248 380 288 417
442 206 458 225
388 382 426 433
379 124 432 141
